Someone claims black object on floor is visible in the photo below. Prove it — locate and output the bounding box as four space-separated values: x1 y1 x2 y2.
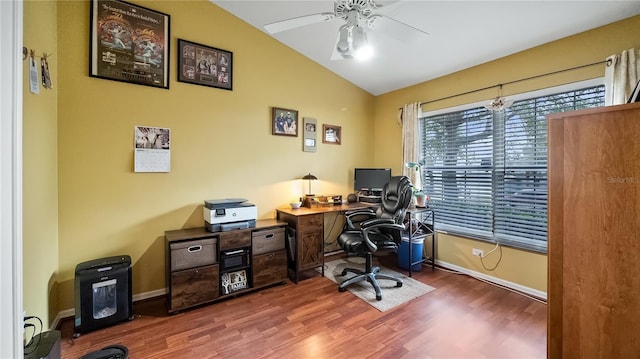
78 344 129 359
74 255 133 336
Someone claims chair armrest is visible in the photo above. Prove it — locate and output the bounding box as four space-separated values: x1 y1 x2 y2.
344 208 375 219
344 209 376 231
361 222 406 252
360 217 394 229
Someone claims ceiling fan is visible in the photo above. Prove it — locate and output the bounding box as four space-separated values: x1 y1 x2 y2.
264 0 429 60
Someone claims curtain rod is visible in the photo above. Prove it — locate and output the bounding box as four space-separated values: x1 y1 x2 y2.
409 59 608 108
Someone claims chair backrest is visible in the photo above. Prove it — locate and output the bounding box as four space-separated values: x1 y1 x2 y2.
377 175 412 224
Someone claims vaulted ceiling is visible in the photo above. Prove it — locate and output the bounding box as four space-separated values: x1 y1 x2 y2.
211 0 640 95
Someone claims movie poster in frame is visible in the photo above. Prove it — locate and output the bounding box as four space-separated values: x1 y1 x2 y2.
90 0 170 89
177 39 233 90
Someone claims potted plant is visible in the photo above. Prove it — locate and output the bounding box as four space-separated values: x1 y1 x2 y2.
405 161 430 207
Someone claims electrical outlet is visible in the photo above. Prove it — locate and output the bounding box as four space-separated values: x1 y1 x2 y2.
472 248 484 257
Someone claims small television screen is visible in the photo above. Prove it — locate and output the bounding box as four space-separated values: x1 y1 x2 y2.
354 168 392 192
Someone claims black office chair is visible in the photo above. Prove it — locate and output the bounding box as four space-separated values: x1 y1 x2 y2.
337 176 413 300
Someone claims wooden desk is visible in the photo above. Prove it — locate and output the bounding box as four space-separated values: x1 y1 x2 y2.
276 202 377 283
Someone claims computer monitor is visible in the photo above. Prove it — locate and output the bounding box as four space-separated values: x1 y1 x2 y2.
354 168 392 192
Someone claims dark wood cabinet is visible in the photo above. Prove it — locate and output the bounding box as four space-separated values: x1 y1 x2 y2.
297 214 324 271
276 211 324 283
165 219 287 313
276 203 377 283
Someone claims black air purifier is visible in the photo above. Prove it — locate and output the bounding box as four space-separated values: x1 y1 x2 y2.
74 255 133 336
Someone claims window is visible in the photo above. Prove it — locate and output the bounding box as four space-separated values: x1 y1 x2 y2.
420 82 605 252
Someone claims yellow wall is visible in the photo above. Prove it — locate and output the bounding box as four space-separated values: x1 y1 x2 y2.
23 0 59 327
53 0 374 311
22 0 640 322
373 15 640 293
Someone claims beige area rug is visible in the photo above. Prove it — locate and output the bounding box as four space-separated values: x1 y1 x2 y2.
319 257 435 312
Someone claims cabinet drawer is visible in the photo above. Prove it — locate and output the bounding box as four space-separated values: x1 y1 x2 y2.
252 227 285 255
299 214 323 230
253 250 287 288
170 237 217 271
219 231 251 250
170 265 219 312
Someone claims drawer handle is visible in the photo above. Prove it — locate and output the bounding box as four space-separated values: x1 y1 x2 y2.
265 234 274 239
187 245 202 253
224 249 245 255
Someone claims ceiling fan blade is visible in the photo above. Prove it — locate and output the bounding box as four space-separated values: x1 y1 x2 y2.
264 12 336 34
368 14 429 43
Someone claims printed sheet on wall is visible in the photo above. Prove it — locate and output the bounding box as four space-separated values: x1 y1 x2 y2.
134 125 170 172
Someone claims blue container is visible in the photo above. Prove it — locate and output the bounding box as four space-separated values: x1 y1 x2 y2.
398 237 423 271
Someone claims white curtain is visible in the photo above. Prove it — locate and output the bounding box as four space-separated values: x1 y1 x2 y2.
398 102 422 190
604 48 640 105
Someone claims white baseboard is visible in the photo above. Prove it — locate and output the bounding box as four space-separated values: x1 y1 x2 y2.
50 288 168 331
435 259 547 301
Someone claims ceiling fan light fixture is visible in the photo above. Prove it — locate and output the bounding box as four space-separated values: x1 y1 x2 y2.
351 25 372 60
337 25 351 54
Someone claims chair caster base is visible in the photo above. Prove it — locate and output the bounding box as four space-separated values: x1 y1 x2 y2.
376 294 382 301
396 282 403 288
338 287 346 292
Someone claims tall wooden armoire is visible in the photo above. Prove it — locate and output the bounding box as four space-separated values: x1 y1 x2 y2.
547 102 640 358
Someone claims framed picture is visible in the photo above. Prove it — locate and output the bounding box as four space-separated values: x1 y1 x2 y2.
89 0 170 89
272 107 298 137
177 39 232 90
322 124 341 145
303 117 317 152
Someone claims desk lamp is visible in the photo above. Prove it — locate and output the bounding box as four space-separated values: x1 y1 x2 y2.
302 173 317 208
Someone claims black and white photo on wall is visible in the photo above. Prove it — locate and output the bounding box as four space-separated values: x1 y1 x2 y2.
89 0 170 89
177 39 232 90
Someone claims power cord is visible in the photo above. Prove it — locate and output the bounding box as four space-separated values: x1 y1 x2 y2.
478 242 502 271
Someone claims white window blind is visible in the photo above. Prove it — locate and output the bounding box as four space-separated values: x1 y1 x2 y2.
421 84 605 252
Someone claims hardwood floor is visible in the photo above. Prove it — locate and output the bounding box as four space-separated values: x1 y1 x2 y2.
58 255 547 359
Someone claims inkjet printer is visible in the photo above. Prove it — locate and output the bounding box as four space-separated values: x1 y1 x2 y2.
203 198 257 232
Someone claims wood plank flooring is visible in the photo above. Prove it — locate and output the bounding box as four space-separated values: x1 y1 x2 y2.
58 255 547 358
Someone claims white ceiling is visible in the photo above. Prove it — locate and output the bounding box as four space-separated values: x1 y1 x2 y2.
211 0 640 95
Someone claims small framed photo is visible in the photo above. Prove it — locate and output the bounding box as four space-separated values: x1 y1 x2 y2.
322 124 341 145
177 39 232 90
303 117 317 152
272 107 298 137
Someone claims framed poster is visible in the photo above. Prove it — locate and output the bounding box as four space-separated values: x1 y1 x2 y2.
90 0 170 89
177 39 232 90
272 107 298 137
